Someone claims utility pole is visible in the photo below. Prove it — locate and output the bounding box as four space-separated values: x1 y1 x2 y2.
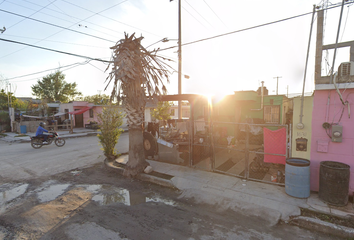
273 76 282 95
287 85 289 98
177 0 182 119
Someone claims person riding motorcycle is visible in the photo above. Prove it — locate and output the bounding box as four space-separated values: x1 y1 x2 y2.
35 122 49 143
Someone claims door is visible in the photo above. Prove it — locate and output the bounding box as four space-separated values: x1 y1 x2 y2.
74 109 83 128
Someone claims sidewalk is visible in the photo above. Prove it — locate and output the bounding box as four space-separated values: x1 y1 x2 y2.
106 155 354 238
0 127 129 143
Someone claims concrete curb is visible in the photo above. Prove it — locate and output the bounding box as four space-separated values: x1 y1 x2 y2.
289 216 354 239
104 159 176 189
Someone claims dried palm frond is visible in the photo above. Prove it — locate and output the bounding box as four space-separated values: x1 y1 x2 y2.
105 33 174 111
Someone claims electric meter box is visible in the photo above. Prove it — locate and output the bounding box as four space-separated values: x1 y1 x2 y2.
332 125 343 143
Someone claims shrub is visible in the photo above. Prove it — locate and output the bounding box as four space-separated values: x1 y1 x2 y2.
97 105 125 160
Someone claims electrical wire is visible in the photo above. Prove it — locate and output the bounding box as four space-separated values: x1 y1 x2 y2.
184 0 212 27
0 37 111 63
340 3 352 42
3 34 107 48
181 5 208 28
202 0 227 28
11 0 124 37
5 0 122 39
5 60 90 81
7 0 57 29
158 1 354 52
61 0 162 38
0 8 116 43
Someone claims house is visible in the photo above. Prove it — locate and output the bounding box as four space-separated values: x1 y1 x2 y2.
291 9 354 196
212 85 293 139
144 101 191 123
58 101 127 128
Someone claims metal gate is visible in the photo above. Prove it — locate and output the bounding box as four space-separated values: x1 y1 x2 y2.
190 120 289 185
154 119 289 185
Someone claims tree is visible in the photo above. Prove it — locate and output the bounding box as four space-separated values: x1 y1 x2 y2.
151 101 172 122
31 71 81 103
0 89 17 110
105 33 173 177
76 94 110 105
97 105 124 160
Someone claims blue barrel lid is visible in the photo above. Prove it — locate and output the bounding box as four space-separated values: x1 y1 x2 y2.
286 158 310 167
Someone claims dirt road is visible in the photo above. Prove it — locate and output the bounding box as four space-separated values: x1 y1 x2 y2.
0 162 341 240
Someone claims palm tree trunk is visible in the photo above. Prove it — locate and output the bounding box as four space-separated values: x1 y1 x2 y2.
123 104 150 177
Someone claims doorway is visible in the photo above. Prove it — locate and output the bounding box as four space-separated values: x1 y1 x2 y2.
74 109 83 128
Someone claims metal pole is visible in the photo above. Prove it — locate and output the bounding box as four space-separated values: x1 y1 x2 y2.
178 0 182 119
273 76 282 95
300 5 316 125
329 0 346 85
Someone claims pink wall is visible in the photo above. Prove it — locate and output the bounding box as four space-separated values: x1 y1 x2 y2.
83 106 103 124
310 89 354 195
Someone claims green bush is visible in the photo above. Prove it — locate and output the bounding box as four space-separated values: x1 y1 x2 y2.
97 105 125 160
0 111 10 124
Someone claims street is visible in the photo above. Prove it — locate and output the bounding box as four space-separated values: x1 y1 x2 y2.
0 134 342 239
0 133 129 182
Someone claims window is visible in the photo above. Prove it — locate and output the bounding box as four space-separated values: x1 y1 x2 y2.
170 109 175 116
264 105 280 123
182 109 190 118
89 109 94 118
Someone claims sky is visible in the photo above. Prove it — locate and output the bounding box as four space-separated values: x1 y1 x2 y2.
0 0 354 101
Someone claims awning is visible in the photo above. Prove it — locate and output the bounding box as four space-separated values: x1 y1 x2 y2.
68 106 92 115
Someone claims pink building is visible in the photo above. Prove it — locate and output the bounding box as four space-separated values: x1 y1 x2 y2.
310 90 354 194
58 101 127 129
305 9 354 195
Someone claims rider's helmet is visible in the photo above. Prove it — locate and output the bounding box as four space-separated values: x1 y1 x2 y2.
39 122 46 127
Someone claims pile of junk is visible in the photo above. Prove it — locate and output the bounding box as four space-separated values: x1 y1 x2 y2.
143 119 210 166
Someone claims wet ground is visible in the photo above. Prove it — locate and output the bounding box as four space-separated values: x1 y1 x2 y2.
0 163 345 240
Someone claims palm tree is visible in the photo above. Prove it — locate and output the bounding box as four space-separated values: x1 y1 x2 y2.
105 33 173 177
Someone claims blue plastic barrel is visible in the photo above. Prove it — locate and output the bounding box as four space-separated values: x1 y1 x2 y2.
285 158 310 198
20 125 27 134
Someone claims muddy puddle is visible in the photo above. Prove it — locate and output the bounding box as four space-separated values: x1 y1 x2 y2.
79 184 177 206
0 182 176 213
0 183 29 213
37 184 71 202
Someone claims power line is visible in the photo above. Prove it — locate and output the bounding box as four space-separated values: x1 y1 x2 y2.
5 60 90 81
159 2 353 52
0 2 126 59
61 0 162 38
0 8 116 43
184 0 212 27
0 37 111 63
181 5 207 28
5 0 123 39
202 0 227 28
7 0 57 29
3 34 107 48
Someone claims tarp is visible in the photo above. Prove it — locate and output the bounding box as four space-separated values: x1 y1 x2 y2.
22 115 44 119
68 106 92 115
54 112 67 117
263 127 286 165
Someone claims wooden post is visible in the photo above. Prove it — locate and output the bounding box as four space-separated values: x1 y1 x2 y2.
70 114 73 134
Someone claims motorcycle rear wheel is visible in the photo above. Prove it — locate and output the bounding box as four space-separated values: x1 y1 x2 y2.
31 139 42 149
55 138 65 147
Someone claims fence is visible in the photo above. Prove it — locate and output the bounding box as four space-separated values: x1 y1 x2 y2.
154 120 290 185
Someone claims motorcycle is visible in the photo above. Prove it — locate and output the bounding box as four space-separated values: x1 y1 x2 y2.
30 131 66 149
